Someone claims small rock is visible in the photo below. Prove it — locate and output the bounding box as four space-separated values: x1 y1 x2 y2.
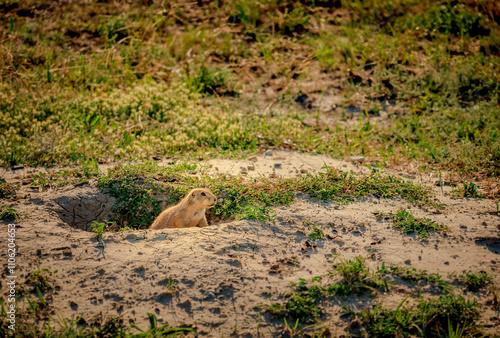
264 150 273 156
248 156 257 162
240 167 248 173
349 156 365 163
300 168 308 174
274 163 282 169
404 259 411 265
247 165 255 170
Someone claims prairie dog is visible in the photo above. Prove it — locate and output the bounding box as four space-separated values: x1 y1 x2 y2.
150 188 216 230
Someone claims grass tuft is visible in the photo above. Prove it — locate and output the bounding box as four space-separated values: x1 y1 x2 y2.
377 208 449 239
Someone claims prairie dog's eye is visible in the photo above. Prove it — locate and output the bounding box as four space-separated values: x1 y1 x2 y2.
201 192 206 196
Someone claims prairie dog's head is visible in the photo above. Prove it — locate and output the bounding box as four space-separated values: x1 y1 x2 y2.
188 188 217 209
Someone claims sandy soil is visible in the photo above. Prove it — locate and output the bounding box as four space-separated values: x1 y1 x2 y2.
1 151 499 336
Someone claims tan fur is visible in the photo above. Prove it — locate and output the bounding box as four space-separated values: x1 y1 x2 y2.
150 188 217 230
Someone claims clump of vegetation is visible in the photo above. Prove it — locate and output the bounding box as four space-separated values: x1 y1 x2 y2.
25 268 57 293
0 204 19 220
0 298 193 337
351 294 481 337
328 256 388 296
267 255 389 322
377 208 449 239
267 277 323 322
98 177 162 230
296 167 438 207
459 271 491 292
184 64 236 95
90 220 114 237
304 222 326 241
131 313 195 337
378 264 452 293
0 181 15 199
454 182 483 198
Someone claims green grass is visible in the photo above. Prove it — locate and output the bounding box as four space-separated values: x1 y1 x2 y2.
0 204 19 220
90 220 113 237
351 294 481 337
267 255 389 322
0 0 498 180
378 264 453 293
377 208 449 239
24 268 57 294
0 181 16 199
328 255 389 296
305 222 326 241
458 271 491 292
454 182 484 198
267 277 324 322
0 297 193 338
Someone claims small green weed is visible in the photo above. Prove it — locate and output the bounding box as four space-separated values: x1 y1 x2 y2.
184 64 235 95
0 182 15 199
25 268 57 293
0 205 19 220
456 182 483 198
91 220 114 237
131 312 195 337
161 277 179 295
354 296 415 337
304 222 326 241
267 277 324 322
458 271 491 292
418 294 480 336
380 208 449 239
378 264 452 293
329 255 388 296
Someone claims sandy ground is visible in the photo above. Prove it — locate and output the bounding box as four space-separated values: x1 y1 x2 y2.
1 151 500 336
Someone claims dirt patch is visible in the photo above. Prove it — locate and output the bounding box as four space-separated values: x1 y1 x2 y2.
51 185 116 231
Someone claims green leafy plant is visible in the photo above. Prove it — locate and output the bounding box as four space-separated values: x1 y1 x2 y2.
0 182 15 199
329 255 388 296
305 222 326 241
378 264 452 293
380 208 449 239
458 271 491 292
267 277 324 322
26 268 57 293
98 177 161 230
0 204 19 220
456 182 483 198
352 294 480 337
91 220 114 237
